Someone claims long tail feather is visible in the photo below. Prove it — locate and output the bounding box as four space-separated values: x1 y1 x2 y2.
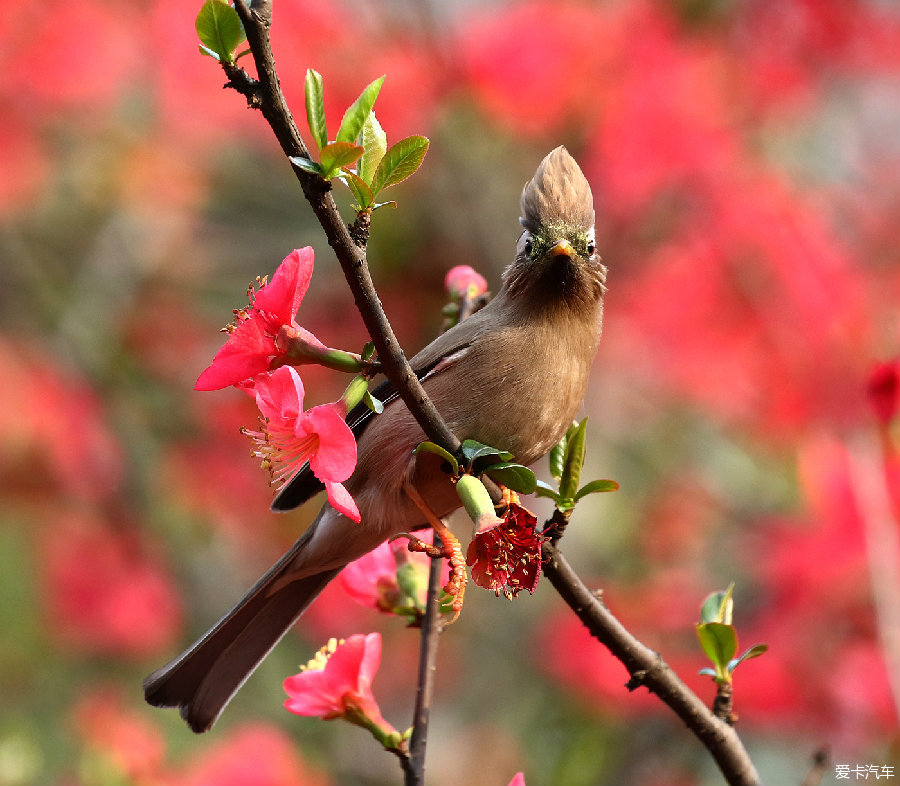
143 534 340 733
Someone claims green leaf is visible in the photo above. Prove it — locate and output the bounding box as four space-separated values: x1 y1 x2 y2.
339 170 375 210
358 111 388 186
319 141 365 180
361 341 376 361
698 667 718 677
574 479 619 500
364 391 384 415
304 69 328 151
195 0 245 64
549 433 568 480
559 418 587 502
697 622 738 673
728 643 768 674
336 75 385 144
460 439 513 468
414 441 459 476
198 44 221 60
289 155 324 176
370 136 430 196
484 463 537 495
535 480 561 503
699 582 735 626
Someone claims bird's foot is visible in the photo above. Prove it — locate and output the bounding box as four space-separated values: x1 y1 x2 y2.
401 481 468 622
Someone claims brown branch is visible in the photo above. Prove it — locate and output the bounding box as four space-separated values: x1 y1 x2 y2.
229 0 461 458
540 542 763 786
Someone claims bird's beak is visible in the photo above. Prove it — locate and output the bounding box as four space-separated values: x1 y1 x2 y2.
548 239 575 259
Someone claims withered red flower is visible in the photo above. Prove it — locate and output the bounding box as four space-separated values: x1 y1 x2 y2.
466 503 544 597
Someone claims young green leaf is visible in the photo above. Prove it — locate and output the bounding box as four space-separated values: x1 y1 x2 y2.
358 111 388 186
549 433 568 480
699 583 735 626
195 0 245 64
574 479 620 500
484 463 537 495
535 480 561 503
339 170 375 211
697 622 738 678
559 418 587 502
414 442 459 476
319 141 365 180
304 69 328 151
289 155 324 176
370 136 430 196
336 75 385 144
727 643 769 674
364 391 384 415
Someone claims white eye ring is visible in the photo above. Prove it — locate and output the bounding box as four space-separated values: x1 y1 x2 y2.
517 231 533 257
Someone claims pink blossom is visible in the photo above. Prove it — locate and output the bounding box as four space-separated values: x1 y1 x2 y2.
195 248 327 391
444 265 488 299
339 534 434 617
283 633 400 743
243 365 359 521
508 774 526 786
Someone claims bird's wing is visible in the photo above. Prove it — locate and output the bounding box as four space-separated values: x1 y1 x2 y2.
269 311 489 512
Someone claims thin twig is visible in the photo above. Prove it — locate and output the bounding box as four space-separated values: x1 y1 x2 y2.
405 534 445 786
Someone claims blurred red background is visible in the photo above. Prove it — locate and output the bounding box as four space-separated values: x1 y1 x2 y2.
1 0 899 783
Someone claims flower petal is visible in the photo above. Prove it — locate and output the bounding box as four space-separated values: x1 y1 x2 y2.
325 480 361 523
254 366 305 422
304 404 357 482
253 248 314 326
194 315 274 391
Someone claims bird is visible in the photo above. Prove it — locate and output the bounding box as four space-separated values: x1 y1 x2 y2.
143 145 608 733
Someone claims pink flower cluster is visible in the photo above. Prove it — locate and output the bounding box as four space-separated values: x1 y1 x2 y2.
196 248 360 521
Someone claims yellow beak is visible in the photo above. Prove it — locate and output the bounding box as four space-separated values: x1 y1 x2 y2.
549 239 575 258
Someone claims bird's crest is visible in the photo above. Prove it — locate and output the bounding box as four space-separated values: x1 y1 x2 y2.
520 146 594 233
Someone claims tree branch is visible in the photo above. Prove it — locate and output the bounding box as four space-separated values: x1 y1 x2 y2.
540 542 763 786
229 0 461 457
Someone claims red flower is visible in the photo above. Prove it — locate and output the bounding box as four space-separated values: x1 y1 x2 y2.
867 360 900 426
444 265 488 299
195 248 327 391
283 633 400 743
243 365 360 521
466 503 544 597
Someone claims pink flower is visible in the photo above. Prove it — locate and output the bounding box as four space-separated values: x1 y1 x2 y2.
466 503 544 597
195 248 327 391
339 534 434 619
508 774 526 786
283 633 401 744
444 265 488 299
243 366 360 521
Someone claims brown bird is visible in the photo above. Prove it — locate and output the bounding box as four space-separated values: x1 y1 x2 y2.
143 146 607 732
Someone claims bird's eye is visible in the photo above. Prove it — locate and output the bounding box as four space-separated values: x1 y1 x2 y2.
587 241 596 256
524 239 533 255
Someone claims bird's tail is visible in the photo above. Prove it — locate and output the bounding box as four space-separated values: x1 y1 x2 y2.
143 527 341 733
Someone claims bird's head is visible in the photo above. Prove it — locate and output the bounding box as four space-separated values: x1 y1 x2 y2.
503 146 605 310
